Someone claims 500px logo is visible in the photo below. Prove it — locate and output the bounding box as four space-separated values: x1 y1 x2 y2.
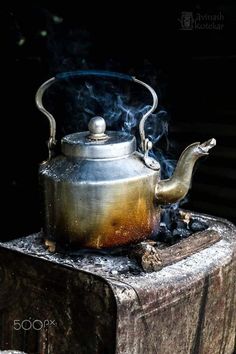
13 319 57 331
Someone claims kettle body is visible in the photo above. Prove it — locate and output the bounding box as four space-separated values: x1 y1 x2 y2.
40 150 160 248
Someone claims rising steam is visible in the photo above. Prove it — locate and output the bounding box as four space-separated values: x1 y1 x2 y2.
72 79 176 179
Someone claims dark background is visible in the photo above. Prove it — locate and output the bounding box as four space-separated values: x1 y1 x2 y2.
2 1 236 241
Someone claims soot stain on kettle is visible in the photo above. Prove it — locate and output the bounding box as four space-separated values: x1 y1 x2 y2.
45 178 160 249
85 180 160 248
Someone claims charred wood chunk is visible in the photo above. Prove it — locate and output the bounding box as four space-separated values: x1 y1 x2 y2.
158 223 173 244
172 227 192 239
129 242 163 273
179 210 191 223
158 208 210 245
161 230 221 266
45 239 56 253
172 220 187 230
189 219 208 232
129 229 221 273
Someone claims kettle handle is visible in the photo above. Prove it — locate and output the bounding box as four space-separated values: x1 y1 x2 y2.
35 70 158 159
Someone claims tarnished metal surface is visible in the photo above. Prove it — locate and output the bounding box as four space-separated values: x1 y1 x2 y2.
155 138 216 204
40 153 160 248
0 212 235 353
61 130 136 159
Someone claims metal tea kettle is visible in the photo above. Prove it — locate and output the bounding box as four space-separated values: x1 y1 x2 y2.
36 70 216 249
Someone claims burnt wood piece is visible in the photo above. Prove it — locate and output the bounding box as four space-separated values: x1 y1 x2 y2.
129 230 221 272
129 243 163 272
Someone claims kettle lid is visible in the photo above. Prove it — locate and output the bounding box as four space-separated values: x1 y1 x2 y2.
61 116 136 159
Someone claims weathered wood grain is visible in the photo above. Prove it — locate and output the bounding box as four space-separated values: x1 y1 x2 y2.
129 230 221 272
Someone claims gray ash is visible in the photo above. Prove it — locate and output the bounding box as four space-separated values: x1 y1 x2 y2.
157 207 208 245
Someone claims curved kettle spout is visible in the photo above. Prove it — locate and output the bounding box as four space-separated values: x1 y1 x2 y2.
155 138 216 204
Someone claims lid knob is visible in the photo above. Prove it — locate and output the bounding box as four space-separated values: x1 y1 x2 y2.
88 116 108 140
